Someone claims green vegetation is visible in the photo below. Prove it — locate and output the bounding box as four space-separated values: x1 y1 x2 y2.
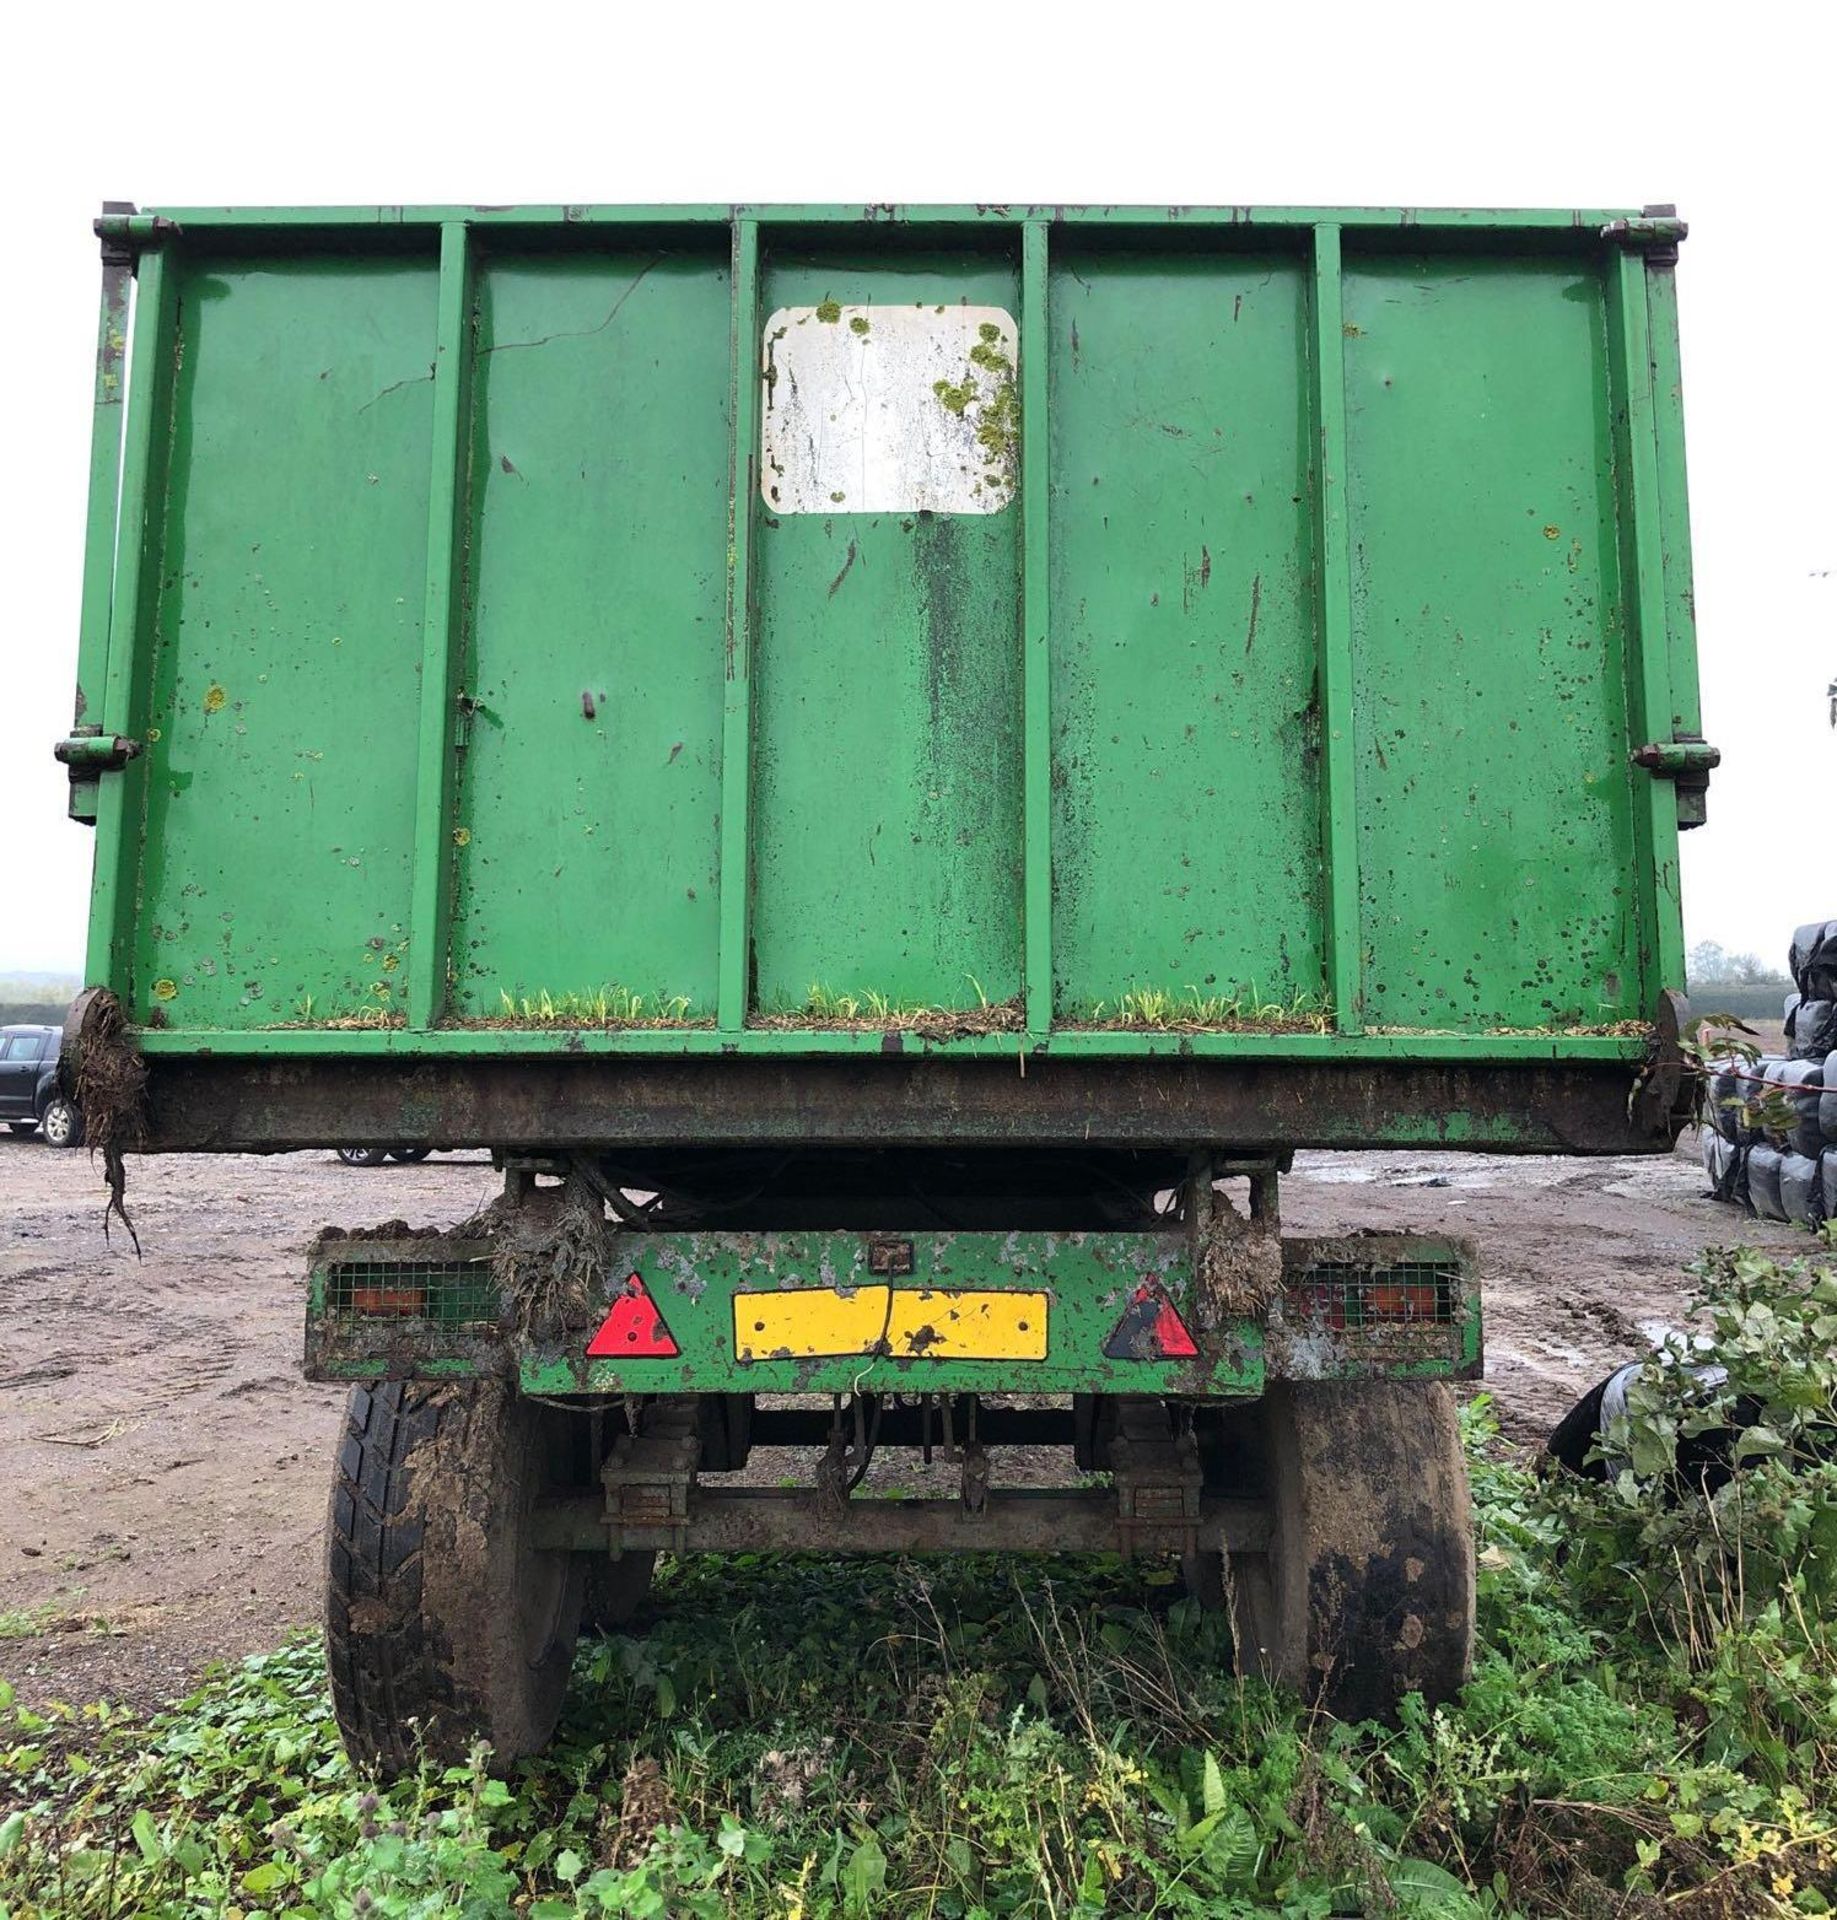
753 981 1023 1033
5 1238 1836 1916
932 376 978 417
1086 986 1335 1034
490 988 699 1028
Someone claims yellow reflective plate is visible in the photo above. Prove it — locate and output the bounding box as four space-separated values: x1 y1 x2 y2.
734 1285 891 1361
887 1289 1048 1359
733 1286 1049 1362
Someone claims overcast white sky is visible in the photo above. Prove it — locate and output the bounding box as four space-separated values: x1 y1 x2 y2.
1 2 1829 980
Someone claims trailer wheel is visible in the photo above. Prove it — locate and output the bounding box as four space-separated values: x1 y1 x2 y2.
1265 1381 1473 1721
325 1380 583 1776
1185 1383 1472 1719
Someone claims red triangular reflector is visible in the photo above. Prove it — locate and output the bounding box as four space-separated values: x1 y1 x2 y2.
1150 1297 1199 1358
587 1273 679 1358
1103 1279 1198 1360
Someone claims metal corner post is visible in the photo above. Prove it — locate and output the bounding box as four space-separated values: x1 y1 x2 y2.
407 222 476 1030
1021 220 1053 1039
1309 224 1363 1034
718 218 762 1036
68 222 138 823
1642 259 1702 744
85 243 174 994
1609 251 1686 996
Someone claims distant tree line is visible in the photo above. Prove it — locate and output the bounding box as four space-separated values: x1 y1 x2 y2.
0 977 80 1026
1687 941 1789 988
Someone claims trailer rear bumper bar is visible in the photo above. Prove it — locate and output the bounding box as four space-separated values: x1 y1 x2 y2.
139 1049 1682 1155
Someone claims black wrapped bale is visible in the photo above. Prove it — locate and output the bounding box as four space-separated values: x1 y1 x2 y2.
1700 1128 1728 1184
1742 1059 1781 1144
1823 1150 1837 1223
1708 1058 1767 1144
1747 1144 1788 1222
1781 1152 1823 1227
1786 992 1802 1042
1791 999 1837 1061
1773 1059 1827 1158
1757 1057 1796 1147
1821 1081 1837 1147
1700 1130 1748 1206
1790 919 1837 998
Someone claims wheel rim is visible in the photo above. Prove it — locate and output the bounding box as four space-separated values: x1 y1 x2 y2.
44 1103 72 1147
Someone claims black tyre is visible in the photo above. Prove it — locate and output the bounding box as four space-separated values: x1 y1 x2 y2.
1185 1382 1473 1722
41 1097 83 1150
1264 1380 1473 1721
7 1122 36 1137
388 1147 433 1164
326 1380 584 1776
335 1145 391 1167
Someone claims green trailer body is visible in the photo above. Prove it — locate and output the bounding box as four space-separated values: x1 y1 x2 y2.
58 203 1710 1760
63 203 1705 1156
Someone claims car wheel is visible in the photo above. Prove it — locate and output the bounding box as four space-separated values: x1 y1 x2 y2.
41 1098 84 1150
335 1146 391 1167
387 1147 433 1164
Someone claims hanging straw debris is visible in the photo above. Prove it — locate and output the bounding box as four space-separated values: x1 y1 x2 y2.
67 989 150 1255
464 1170 613 1343
1195 1189 1284 1319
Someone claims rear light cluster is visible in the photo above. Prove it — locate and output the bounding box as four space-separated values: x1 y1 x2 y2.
1287 1264 1459 1331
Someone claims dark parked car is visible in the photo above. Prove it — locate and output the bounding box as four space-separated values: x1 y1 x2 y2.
0 1025 83 1147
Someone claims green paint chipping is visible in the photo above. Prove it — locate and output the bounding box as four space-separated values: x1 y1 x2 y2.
814 299 841 324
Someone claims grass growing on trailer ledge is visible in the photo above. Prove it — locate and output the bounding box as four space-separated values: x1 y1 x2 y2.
1079 986 1335 1034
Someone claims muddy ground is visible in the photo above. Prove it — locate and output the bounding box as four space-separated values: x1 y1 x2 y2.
0 1132 1801 1712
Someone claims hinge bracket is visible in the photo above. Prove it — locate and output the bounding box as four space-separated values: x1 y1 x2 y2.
55 731 142 774
1632 735 1719 828
93 208 183 261
1601 205 1688 266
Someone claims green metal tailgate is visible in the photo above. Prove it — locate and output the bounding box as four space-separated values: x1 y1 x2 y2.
64 203 1705 1144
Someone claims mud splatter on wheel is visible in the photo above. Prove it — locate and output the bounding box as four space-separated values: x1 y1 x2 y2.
325 1379 582 1775
1184 1381 1473 1720
1265 1380 1474 1721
